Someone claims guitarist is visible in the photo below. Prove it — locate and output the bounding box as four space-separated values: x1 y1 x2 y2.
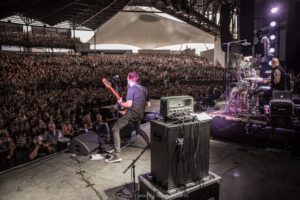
106 71 151 163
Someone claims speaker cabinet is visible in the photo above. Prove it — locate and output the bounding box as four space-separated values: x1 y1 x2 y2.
69 131 100 155
150 119 210 190
270 99 294 116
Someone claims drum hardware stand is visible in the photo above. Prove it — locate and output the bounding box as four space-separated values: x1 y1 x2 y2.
244 78 260 135
244 84 253 135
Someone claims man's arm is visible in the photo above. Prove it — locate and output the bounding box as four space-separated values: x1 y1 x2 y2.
119 99 133 108
120 87 134 108
274 69 281 84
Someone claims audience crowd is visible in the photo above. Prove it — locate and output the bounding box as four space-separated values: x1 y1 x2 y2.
0 52 229 171
0 31 81 49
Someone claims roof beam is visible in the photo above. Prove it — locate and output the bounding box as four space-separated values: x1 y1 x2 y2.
38 0 80 21
79 0 118 27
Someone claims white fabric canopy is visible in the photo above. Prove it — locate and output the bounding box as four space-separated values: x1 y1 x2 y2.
88 12 214 49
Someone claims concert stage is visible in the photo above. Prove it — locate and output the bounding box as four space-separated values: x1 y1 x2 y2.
1 101 300 200
1 138 300 200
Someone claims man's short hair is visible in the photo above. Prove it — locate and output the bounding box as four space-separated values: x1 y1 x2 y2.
272 57 280 66
128 71 140 82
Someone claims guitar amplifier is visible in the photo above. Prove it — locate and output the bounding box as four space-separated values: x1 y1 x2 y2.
160 96 194 119
270 99 294 116
151 119 210 190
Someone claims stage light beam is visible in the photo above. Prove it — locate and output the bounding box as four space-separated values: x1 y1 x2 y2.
270 35 276 40
270 21 277 27
271 7 278 14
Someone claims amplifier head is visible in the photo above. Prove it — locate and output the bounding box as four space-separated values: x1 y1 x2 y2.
160 96 194 119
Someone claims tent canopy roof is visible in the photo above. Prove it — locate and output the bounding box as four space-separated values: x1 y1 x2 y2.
89 12 214 49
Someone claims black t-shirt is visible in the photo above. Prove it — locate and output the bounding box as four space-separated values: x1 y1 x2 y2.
125 83 149 119
271 66 285 91
92 122 109 136
13 132 31 149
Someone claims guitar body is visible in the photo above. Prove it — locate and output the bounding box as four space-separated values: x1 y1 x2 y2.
102 78 127 113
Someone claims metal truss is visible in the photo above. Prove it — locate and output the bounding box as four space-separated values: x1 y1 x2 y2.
1 0 238 35
129 0 239 37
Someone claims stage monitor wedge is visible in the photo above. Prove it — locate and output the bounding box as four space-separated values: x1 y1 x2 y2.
69 131 100 156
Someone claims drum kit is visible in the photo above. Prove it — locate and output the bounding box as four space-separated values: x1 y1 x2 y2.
225 55 271 115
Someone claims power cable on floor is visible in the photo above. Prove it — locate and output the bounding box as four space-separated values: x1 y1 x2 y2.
70 155 104 200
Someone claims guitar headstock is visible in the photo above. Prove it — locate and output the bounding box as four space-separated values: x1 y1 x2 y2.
102 78 112 88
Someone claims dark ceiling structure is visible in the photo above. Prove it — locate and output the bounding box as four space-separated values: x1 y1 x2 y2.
130 0 238 36
0 0 132 30
0 0 238 35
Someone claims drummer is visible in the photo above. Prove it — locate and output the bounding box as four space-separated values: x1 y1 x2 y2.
262 57 286 104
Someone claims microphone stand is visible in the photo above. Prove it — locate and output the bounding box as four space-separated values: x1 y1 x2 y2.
123 144 150 200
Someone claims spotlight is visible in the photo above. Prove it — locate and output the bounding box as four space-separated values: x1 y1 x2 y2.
270 48 275 53
271 7 278 14
270 21 277 27
270 34 276 40
269 61 272 66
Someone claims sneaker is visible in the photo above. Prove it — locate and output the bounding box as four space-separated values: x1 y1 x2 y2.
105 154 122 163
106 149 115 154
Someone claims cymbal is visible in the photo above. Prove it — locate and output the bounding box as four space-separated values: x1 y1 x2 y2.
244 77 264 82
258 86 271 91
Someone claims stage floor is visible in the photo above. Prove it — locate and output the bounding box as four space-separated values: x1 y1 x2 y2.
1 139 300 200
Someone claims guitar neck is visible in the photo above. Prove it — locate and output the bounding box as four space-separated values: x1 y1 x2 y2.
109 87 121 100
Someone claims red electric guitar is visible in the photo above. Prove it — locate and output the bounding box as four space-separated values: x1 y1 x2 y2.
102 78 126 112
